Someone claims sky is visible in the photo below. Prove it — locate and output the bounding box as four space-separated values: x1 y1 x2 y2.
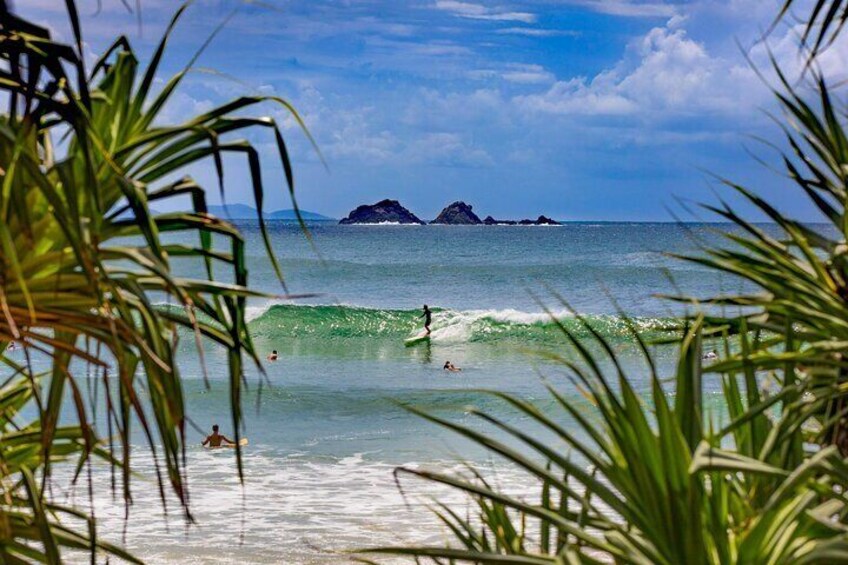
19 0 848 221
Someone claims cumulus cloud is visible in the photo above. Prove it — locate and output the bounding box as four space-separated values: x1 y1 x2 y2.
434 1 536 23
515 20 761 117
747 22 848 84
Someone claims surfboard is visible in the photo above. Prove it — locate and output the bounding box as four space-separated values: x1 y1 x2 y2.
404 332 431 347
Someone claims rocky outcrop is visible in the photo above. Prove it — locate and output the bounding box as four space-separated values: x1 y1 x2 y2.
485 214 560 225
431 201 482 225
338 200 560 225
540 215 560 225
483 216 516 225
518 215 560 226
339 199 424 225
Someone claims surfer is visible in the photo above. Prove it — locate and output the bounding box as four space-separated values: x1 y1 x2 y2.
267 350 279 362
419 304 432 335
443 361 461 372
202 424 236 448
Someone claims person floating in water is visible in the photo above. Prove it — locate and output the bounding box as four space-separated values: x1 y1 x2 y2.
419 304 432 335
267 350 279 362
202 424 236 448
443 360 461 372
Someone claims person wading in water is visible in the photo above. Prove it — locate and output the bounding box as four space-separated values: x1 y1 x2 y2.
202 424 236 448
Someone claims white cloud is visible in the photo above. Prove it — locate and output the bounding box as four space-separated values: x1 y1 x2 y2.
401 88 510 129
516 78 637 115
502 63 557 84
515 20 761 117
434 1 537 23
323 124 493 168
573 0 678 17
404 132 494 167
273 86 496 168
326 126 399 163
469 63 555 84
747 22 848 85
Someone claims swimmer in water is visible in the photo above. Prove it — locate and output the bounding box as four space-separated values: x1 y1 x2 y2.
267 350 278 362
443 360 461 372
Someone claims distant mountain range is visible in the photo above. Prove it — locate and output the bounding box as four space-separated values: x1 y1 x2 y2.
206 204 334 221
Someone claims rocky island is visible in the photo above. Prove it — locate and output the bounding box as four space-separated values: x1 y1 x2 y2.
339 199 425 225
519 215 560 225
339 199 560 225
484 214 560 226
430 201 482 225
428 201 561 225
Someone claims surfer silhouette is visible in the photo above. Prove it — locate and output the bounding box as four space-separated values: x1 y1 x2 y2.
202 424 236 448
419 304 432 335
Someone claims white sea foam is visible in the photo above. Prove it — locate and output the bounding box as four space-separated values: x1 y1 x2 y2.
246 303 273 322
470 308 572 325
423 308 571 344
58 449 539 564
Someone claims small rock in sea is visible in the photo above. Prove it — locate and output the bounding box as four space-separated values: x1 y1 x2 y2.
518 215 560 225
483 215 517 225
535 215 560 225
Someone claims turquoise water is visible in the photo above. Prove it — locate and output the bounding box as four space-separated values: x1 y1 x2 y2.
218 221 742 314
49 222 765 563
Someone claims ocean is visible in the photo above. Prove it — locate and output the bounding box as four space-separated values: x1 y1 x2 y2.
51 221 760 563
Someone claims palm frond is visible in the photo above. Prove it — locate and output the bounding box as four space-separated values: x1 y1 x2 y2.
0 1 312 559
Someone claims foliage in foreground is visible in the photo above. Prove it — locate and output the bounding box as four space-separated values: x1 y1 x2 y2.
0 1 307 561
368 316 848 564
366 2 848 563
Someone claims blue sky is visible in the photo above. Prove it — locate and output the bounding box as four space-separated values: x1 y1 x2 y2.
22 0 848 220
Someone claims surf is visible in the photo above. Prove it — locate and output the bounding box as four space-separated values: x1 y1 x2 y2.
245 304 681 346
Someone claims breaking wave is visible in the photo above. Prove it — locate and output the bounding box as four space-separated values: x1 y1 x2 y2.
247 304 681 345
